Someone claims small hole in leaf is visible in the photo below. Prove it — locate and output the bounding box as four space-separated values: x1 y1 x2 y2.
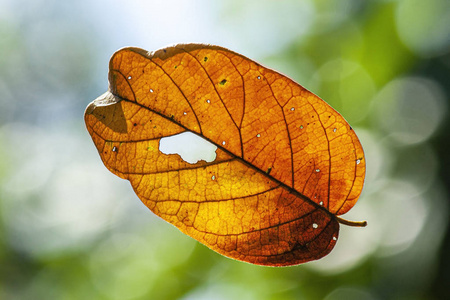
356 159 361 165
222 141 226 145
159 132 217 164
312 223 318 229
112 146 118 152
206 99 211 104
150 89 154 93
219 79 227 85
256 133 261 138
300 125 304 129
319 201 323 206
333 128 337 133
257 76 261 80
315 169 320 172
127 76 132 80
333 237 337 241
290 107 295 111
183 112 187 115
211 175 216 180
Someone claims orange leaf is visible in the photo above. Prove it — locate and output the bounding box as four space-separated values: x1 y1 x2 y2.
84 44 366 266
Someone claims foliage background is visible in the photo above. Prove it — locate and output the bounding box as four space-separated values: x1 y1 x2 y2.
1 0 449 299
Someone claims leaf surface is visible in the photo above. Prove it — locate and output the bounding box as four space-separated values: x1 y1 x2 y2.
85 44 366 266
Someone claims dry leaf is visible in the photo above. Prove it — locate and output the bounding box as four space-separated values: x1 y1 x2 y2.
85 44 366 266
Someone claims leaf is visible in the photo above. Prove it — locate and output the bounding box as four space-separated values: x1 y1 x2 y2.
84 44 366 266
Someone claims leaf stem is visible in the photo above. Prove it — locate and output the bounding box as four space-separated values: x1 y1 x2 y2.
336 216 367 227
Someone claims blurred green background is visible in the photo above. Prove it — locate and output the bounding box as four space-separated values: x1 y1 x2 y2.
1 0 449 299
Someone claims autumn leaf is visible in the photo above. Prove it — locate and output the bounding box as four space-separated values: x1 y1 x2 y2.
84 44 366 266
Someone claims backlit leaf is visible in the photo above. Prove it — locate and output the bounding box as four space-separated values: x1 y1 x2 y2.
84 44 366 266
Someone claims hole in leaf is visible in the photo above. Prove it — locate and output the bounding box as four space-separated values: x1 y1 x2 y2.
313 223 318 229
219 79 227 85
159 132 217 164
150 89 154 93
